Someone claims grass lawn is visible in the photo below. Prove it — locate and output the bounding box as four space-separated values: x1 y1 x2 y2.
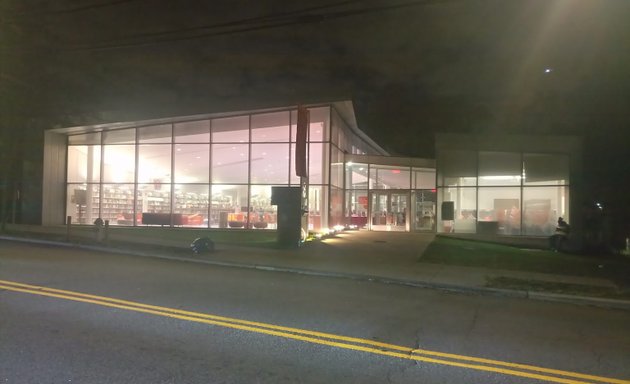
2 224 279 248
485 276 630 300
421 236 630 284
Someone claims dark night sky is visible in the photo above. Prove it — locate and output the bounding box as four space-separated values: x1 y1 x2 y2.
2 0 629 204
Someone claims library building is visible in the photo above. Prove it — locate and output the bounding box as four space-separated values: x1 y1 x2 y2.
42 100 581 237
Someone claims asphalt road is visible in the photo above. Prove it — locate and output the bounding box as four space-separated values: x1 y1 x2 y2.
1 241 629 384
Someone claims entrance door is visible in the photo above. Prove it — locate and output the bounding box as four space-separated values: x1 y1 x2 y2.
369 191 409 231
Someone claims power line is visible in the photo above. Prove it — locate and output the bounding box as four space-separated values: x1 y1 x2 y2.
3 0 142 18
91 0 368 43
61 0 450 52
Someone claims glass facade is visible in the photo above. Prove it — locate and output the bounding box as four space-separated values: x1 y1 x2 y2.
64 104 382 232
60 104 574 237
343 161 436 231
437 150 571 236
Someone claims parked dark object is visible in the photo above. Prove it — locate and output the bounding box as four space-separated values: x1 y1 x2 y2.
190 237 214 254
549 217 570 252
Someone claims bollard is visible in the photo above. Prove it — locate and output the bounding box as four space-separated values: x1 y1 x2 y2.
104 220 110 242
66 216 72 242
93 218 104 242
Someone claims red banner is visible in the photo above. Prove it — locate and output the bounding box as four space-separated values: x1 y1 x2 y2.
295 105 309 178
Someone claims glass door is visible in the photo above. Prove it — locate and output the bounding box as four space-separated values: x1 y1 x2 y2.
369 191 409 231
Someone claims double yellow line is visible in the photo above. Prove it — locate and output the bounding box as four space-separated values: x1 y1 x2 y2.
0 279 627 384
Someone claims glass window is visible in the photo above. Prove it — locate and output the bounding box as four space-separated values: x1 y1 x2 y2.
138 145 172 184
251 112 290 142
174 120 210 143
103 145 135 182
68 132 100 145
330 187 344 227
210 185 249 229
212 143 249 183
524 154 570 186
438 187 476 233
479 152 522 186
369 165 411 189
138 184 171 215
346 162 368 190
309 107 329 142
308 185 327 231
250 143 289 184
478 187 521 235
413 190 437 232
174 184 209 228
212 116 249 143
523 186 569 236
330 108 342 146
308 143 328 185
66 184 99 225
138 124 172 143
330 146 344 188
437 150 477 186
103 129 135 144
250 185 278 229
413 168 436 189
67 146 101 183
174 144 209 183
346 189 368 229
102 184 136 226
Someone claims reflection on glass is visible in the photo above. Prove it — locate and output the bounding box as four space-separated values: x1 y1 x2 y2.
330 146 344 188
308 143 327 185
437 150 477 186
478 152 522 186
413 168 436 189
103 129 135 144
174 144 209 183
346 163 368 189
212 143 249 183
251 112 290 142
212 116 249 143
524 154 569 186
175 120 210 143
68 132 100 145
309 107 329 142
138 124 172 143
250 144 289 184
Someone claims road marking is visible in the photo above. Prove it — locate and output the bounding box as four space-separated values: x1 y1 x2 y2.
1 279 627 384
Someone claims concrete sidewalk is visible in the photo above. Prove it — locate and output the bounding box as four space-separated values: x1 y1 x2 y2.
1 228 628 310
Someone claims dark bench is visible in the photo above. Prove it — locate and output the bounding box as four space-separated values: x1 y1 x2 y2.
142 213 184 226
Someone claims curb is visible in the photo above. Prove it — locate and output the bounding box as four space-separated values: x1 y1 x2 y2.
2 235 630 311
